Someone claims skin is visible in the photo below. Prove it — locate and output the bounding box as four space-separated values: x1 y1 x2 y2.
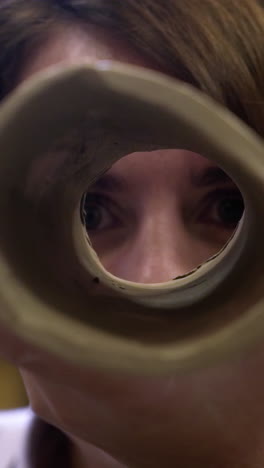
82 149 242 283
2 21 264 468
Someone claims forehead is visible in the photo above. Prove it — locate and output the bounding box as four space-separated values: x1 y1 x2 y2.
18 22 160 82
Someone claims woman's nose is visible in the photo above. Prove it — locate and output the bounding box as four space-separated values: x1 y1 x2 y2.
107 211 209 284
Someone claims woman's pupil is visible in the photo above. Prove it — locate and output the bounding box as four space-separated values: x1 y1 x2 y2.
85 205 101 230
81 194 245 231
218 197 244 225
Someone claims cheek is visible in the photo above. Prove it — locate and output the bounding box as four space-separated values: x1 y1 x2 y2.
0 324 38 368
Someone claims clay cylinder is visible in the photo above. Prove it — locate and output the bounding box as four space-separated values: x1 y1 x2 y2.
0 62 263 375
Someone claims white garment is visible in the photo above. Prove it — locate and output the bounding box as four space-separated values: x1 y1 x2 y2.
0 407 34 468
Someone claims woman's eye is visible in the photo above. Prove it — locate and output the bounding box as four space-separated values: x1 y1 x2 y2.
201 189 244 228
80 193 118 231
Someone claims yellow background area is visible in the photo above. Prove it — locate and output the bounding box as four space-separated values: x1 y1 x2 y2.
0 360 28 409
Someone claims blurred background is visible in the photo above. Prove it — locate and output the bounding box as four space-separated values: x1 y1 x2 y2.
0 359 28 409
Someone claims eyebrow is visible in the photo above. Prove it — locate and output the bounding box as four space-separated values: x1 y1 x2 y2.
191 166 233 187
89 173 127 192
88 165 234 193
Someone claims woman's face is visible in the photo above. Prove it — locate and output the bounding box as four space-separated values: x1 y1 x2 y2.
19 24 242 285
83 149 241 283
11 22 260 468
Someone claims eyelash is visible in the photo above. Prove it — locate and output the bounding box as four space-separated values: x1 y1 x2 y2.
81 193 121 231
198 187 244 227
81 187 244 232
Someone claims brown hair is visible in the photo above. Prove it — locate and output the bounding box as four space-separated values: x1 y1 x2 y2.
1 0 264 137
